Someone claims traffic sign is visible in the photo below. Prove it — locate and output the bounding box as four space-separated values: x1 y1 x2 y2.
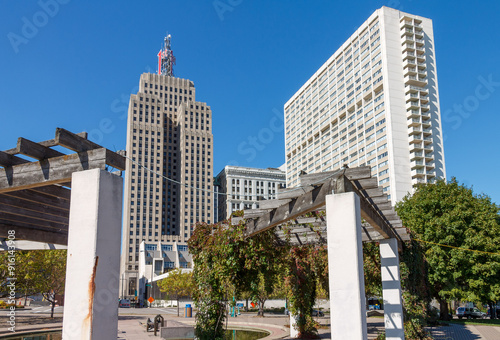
148 297 154 303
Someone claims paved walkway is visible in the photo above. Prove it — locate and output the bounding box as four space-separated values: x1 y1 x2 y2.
428 322 500 340
2 311 500 339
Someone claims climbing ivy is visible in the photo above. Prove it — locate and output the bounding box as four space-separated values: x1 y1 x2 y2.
188 211 330 339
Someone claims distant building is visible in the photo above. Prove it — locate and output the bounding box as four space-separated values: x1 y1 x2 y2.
215 165 286 221
284 6 446 203
120 35 214 299
135 240 192 304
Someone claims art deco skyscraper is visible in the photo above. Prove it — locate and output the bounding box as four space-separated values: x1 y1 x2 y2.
284 7 446 203
120 35 214 296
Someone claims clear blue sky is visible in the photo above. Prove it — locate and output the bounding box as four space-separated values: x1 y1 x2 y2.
1 0 499 204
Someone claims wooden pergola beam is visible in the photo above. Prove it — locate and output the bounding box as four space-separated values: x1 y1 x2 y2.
1 190 70 210
245 178 336 237
336 175 403 249
0 214 68 232
0 204 69 225
0 151 28 167
0 223 67 245
0 194 69 218
16 137 65 160
0 148 110 193
30 185 71 200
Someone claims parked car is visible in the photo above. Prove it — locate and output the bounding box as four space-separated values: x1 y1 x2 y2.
312 309 324 317
456 306 484 319
119 299 131 308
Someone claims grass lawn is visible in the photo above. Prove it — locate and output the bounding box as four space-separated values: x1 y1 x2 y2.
447 318 500 327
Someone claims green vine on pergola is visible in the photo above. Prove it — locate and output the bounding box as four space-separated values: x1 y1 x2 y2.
188 211 329 339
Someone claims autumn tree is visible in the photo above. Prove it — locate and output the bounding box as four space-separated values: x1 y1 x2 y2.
157 268 195 316
0 250 67 318
396 178 500 320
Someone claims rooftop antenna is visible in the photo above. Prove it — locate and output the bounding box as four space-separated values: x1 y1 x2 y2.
157 33 176 76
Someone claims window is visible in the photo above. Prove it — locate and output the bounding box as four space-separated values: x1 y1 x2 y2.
145 244 157 251
161 244 173 251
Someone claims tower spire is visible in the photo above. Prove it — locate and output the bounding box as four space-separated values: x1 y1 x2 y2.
157 33 176 76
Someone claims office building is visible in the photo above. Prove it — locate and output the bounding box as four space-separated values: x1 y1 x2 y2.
215 165 286 221
120 35 213 298
284 6 446 202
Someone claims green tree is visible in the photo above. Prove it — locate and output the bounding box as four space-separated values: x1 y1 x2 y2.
157 268 194 316
396 178 500 320
31 250 67 318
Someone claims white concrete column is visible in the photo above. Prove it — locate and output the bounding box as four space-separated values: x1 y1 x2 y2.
62 169 123 339
326 192 368 340
379 238 405 340
289 313 299 338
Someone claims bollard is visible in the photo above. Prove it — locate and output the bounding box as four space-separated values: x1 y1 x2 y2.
185 304 192 318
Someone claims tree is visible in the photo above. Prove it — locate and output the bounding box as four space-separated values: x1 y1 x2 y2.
0 250 67 318
0 251 39 305
396 178 500 320
157 268 194 316
30 250 67 318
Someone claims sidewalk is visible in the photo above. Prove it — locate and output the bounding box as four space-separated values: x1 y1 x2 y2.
428 322 500 340
1 312 499 339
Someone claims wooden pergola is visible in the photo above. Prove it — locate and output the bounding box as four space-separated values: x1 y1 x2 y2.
234 166 409 246
0 128 125 339
0 128 125 246
232 166 409 340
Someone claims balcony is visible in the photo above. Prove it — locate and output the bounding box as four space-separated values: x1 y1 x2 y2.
402 35 415 44
410 151 423 160
411 160 425 169
422 127 432 135
403 51 416 60
416 69 427 78
412 178 427 185
409 134 423 143
423 136 433 144
400 19 413 29
416 54 426 63
426 169 436 178
401 28 413 37
408 126 422 135
406 100 420 110
410 143 424 152
415 38 424 45
402 43 415 53
420 103 430 111
406 93 420 101
411 169 425 177
407 109 421 118
420 94 429 103
425 161 435 170
404 67 417 77
408 117 421 127
405 75 427 87
424 152 433 161
405 85 428 96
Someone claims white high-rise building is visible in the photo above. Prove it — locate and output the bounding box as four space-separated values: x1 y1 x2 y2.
284 6 445 202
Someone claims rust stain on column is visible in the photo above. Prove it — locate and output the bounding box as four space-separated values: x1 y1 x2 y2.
84 256 99 337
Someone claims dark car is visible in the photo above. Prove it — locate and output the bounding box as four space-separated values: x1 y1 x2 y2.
456 307 485 319
312 310 324 317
